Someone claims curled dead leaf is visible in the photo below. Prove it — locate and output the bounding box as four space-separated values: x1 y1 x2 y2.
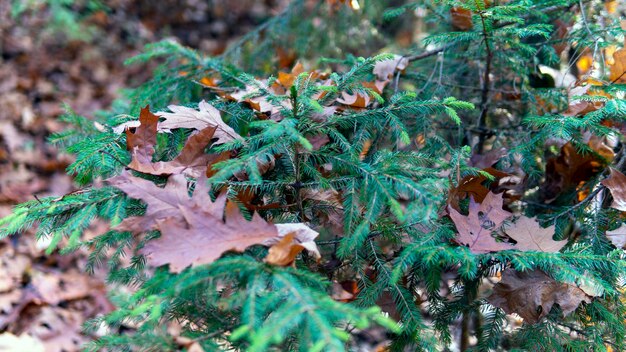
488 269 592 324
601 168 626 211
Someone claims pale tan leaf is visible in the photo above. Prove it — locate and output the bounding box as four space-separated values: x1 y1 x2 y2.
373 55 408 81
606 223 626 249
157 100 242 144
601 168 626 211
0 333 45 352
504 216 566 252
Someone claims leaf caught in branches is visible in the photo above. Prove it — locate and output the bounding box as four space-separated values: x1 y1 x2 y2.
601 168 626 211
157 100 242 144
448 191 514 253
488 269 592 324
504 216 567 252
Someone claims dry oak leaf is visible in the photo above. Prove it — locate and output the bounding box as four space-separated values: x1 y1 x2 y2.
450 7 473 30
112 102 242 146
125 106 158 158
129 126 220 178
504 216 567 252
264 223 321 266
542 142 607 202
145 198 278 273
157 100 242 144
609 21 626 83
605 223 626 249
373 55 409 81
448 191 514 253
264 233 305 266
108 171 195 233
488 269 591 324
125 106 221 177
601 168 626 211
447 167 510 212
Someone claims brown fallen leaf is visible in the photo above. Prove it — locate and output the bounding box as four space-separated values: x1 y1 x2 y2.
605 223 626 248
108 171 194 233
450 7 473 31
264 223 321 266
25 306 87 352
277 62 305 89
488 269 591 324
331 281 357 302
448 192 514 253
447 167 510 212
264 233 305 266
504 216 567 252
601 168 626 211
129 126 220 178
125 106 158 159
30 271 92 306
373 55 408 81
610 49 626 83
543 142 607 202
145 198 278 272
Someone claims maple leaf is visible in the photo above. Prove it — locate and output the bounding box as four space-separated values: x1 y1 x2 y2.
145 199 278 272
606 223 626 249
156 100 242 144
601 168 626 211
448 192 514 253
488 269 591 324
504 216 567 252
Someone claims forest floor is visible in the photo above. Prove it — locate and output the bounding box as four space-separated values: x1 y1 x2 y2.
0 1 284 350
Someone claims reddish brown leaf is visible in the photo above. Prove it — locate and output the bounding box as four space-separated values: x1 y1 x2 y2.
146 197 276 272
488 269 591 324
447 168 510 212
601 168 626 211
450 7 473 31
126 106 158 164
543 142 608 202
448 192 514 253
128 126 219 178
109 171 280 272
